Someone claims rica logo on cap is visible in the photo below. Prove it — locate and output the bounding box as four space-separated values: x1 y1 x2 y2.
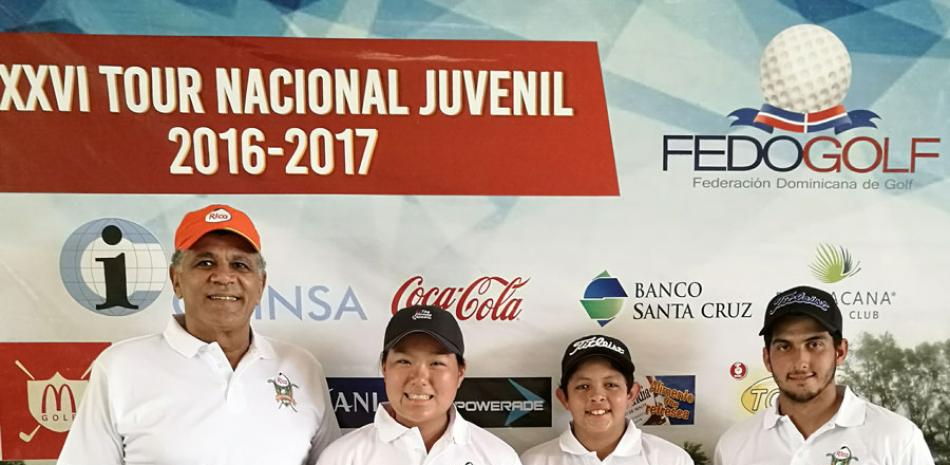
174 204 262 252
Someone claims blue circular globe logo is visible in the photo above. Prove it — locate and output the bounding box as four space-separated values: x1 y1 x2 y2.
59 218 167 316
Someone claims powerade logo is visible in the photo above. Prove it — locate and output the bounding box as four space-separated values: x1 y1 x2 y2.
580 271 627 326
664 24 941 189
455 377 551 427
326 377 551 429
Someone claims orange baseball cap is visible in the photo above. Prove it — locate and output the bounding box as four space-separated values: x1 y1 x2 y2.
174 204 261 252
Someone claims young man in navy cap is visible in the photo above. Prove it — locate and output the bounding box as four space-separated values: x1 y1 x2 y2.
714 285 934 465
521 334 692 464
317 305 521 465
60 204 340 465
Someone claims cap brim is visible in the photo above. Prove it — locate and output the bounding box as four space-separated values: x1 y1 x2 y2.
383 329 463 357
563 351 635 380
179 227 260 252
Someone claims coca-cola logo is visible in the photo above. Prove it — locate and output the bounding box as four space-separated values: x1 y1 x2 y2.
391 276 529 321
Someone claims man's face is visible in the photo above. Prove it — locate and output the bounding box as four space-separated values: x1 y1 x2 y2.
382 333 464 431
556 357 637 439
763 315 847 404
170 232 265 339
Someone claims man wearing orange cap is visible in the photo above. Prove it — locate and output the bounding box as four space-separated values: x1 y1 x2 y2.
59 204 341 465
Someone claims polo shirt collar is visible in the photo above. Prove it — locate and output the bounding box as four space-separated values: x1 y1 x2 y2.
162 315 273 360
761 385 866 430
558 419 643 458
832 386 866 427
375 403 470 446
762 398 784 430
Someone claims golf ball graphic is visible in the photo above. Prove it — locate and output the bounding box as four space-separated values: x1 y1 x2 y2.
760 24 851 113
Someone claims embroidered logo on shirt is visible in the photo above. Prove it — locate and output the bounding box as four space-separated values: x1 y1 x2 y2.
266 372 299 412
826 446 859 465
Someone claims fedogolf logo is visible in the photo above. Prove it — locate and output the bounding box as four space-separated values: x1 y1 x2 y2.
810 244 862 283
827 446 859 465
580 271 628 327
730 24 878 134
267 372 299 412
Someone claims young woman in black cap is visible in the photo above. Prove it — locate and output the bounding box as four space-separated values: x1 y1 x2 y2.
316 305 521 465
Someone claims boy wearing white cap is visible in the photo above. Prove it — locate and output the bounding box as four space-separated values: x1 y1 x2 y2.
521 335 692 465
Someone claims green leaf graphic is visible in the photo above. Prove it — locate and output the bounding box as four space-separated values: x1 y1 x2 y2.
810 244 862 283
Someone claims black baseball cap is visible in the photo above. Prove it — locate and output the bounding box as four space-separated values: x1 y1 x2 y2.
383 305 464 357
760 285 842 336
561 335 635 383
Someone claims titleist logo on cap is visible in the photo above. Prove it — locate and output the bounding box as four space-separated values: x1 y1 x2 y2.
568 336 624 357
205 208 232 223
412 309 433 320
770 291 830 315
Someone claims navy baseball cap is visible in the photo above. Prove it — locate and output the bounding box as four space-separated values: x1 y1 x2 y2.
760 286 842 336
383 305 464 357
561 334 635 382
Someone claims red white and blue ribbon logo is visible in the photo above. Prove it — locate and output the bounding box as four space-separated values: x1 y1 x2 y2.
730 104 879 134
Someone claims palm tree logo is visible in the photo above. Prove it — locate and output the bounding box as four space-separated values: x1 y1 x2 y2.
810 244 862 283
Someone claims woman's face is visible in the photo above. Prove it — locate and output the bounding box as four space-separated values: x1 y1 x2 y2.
382 333 465 431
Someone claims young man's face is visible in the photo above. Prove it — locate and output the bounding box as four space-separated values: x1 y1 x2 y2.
556 357 637 439
763 314 847 404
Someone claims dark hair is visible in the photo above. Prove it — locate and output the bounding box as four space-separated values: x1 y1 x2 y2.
379 350 466 368
559 356 634 398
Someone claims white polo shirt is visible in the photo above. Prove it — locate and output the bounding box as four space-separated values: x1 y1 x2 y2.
316 403 522 465
714 386 934 465
58 315 341 465
521 420 693 465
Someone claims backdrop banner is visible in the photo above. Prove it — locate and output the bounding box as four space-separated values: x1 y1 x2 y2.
1 1 948 463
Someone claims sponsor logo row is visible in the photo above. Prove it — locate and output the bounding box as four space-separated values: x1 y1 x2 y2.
60 219 895 323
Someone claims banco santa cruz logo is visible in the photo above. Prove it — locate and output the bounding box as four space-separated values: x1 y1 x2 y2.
59 218 166 316
580 271 628 327
810 244 861 283
729 24 877 134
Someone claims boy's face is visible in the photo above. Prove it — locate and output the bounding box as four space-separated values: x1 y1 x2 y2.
556 357 638 439
764 314 847 405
